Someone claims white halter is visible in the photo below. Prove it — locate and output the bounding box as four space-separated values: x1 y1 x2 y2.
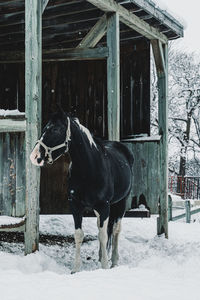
36 117 71 164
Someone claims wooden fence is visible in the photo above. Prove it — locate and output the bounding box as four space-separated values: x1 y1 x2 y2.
168 195 200 223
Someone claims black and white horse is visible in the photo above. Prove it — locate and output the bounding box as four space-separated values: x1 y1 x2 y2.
30 109 134 273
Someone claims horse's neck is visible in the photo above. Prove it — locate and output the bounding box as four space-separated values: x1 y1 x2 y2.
69 121 99 173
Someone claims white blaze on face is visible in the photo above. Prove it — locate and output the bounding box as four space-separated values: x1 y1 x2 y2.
30 143 44 166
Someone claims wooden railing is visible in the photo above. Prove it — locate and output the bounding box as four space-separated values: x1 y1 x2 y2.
168 195 200 223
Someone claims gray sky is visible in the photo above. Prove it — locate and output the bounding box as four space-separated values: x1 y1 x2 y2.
157 0 200 53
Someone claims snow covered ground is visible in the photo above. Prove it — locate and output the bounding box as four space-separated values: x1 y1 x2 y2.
0 214 200 300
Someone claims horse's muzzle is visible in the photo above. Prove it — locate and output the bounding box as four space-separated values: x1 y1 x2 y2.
30 143 44 167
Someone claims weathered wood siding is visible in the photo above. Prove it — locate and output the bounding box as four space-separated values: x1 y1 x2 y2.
124 140 160 214
0 132 25 216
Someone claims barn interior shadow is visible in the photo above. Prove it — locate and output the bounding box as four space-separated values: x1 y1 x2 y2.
40 154 71 214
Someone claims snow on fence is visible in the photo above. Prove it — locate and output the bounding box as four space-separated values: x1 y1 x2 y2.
168 176 200 200
168 195 200 223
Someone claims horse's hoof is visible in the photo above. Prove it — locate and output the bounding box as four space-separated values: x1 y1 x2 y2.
101 263 109 269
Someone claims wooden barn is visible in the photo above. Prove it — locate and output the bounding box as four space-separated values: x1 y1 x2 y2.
0 0 184 253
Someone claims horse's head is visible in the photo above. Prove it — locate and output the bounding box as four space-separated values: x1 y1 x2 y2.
30 110 71 166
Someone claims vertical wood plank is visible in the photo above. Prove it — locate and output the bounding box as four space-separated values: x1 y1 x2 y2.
134 142 141 204
10 134 16 217
147 141 160 214
3 133 12 216
0 134 3 215
185 200 191 223
25 0 42 254
168 195 172 221
107 13 120 141
16 133 26 217
156 43 168 237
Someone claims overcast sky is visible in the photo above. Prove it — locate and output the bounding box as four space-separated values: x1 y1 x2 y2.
156 0 200 54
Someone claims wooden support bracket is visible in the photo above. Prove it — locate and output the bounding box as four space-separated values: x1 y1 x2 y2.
77 14 108 48
151 39 166 75
42 0 49 13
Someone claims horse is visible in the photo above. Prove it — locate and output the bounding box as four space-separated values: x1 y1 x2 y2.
30 109 134 273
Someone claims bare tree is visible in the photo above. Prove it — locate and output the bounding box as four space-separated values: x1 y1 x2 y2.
168 50 200 176
151 48 200 176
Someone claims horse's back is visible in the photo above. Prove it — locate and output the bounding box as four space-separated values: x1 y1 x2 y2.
106 141 134 167
101 140 134 169
100 140 133 203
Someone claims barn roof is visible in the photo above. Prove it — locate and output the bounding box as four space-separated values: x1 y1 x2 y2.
0 0 184 54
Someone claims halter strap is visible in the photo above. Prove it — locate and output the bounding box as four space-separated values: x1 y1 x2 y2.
36 117 71 164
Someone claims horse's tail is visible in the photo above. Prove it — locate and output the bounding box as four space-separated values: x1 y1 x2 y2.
107 198 127 251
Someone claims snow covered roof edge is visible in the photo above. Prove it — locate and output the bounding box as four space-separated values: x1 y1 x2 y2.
127 0 184 39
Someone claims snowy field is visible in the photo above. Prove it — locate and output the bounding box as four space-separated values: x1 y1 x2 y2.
0 214 200 300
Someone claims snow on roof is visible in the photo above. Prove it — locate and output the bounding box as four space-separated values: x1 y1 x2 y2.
151 0 187 29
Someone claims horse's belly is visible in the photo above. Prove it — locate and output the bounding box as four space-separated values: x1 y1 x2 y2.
111 165 132 203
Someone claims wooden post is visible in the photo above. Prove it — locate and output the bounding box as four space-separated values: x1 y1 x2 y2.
157 43 168 237
107 13 120 141
25 0 42 254
152 40 168 237
185 200 191 223
168 195 172 221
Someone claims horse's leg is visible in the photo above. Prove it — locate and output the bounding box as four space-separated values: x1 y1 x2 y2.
71 205 84 273
72 226 84 273
94 209 109 269
111 218 122 267
95 211 102 262
108 198 126 268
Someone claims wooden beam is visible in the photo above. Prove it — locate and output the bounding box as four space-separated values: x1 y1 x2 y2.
0 119 26 132
107 13 120 141
87 0 168 43
42 47 109 61
42 0 49 13
77 14 107 48
0 47 108 63
153 43 168 238
151 39 166 75
25 0 42 254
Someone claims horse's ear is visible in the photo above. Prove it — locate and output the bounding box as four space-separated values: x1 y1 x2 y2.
56 103 65 114
56 103 68 119
55 103 69 125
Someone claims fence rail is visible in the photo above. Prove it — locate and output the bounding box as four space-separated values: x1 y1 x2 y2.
168 176 200 199
168 195 200 223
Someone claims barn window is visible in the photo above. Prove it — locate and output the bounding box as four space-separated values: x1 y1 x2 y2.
120 41 150 139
